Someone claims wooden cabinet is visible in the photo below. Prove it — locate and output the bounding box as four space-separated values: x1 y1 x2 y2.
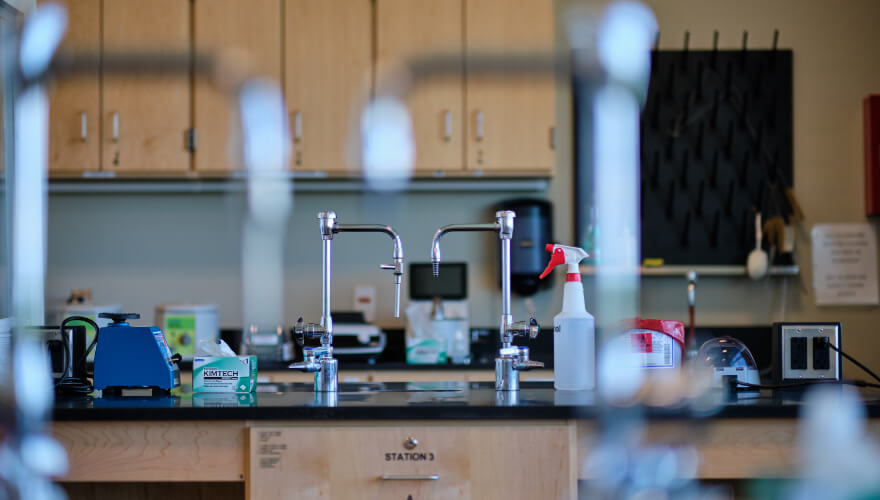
101 0 191 172
46 0 553 178
465 0 555 172
376 0 464 174
248 423 575 499
46 0 100 174
376 0 555 176
193 0 282 173
285 0 372 172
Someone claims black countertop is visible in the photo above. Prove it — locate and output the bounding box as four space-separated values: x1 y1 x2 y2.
52 382 880 421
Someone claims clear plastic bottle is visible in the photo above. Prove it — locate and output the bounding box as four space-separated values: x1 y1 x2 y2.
552 279 595 390
540 244 595 390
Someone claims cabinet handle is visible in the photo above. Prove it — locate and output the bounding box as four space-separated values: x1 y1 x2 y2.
80 112 87 142
380 475 439 481
550 126 555 150
112 112 119 143
293 111 302 143
475 111 484 141
443 110 452 142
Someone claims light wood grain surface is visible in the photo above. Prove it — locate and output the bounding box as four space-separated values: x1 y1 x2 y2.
465 0 555 172
376 0 465 173
54 421 246 482
101 0 191 172
579 419 880 480
193 0 282 172
46 0 101 173
285 0 371 172
247 421 575 499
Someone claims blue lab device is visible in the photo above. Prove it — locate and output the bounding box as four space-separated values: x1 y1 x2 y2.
93 313 181 392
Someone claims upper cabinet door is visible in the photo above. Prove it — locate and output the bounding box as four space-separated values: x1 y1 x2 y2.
285 0 372 172
193 0 282 173
47 0 101 174
465 0 555 172
102 0 191 172
376 0 463 173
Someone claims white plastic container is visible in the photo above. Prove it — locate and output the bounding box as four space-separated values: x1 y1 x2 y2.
155 303 219 360
540 244 595 390
624 318 684 371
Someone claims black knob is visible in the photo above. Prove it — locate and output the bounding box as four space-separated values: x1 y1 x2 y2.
98 312 140 324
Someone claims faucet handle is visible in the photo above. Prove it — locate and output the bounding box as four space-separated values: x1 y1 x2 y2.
509 317 540 339
289 347 326 372
499 346 544 371
294 317 325 346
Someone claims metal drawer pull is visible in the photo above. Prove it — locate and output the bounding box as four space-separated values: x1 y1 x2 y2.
380 475 439 481
112 111 119 143
293 111 302 143
443 110 452 141
80 112 87 142
475 111 484 141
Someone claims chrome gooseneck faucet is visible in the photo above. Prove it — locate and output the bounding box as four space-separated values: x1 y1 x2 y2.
431 210 542 391
290 211 403 392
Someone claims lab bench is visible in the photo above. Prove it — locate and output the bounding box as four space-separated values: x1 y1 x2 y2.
51 382 880 499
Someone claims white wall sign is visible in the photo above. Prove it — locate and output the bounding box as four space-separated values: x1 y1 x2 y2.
811 223 879 306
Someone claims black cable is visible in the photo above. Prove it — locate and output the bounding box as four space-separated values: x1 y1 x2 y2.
734 339 880 392
825 340 880 386
53 326 70 386
737 379 880 390
55 316 99 396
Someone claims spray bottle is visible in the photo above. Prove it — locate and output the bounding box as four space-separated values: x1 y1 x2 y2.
539 244 594 390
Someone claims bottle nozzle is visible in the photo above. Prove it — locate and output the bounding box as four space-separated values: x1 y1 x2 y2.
539 246 566 279
540 243 589 279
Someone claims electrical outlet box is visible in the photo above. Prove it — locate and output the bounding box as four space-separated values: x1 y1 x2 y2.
772 322 841 383
353 285 377 323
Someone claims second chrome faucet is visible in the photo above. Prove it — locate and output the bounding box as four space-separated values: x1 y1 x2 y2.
432 210 543 391
290 211 403 392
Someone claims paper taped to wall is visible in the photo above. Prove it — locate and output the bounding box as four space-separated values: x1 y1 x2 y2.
811 223 879 306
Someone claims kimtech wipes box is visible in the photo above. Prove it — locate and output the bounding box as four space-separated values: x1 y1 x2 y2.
193 355 257 393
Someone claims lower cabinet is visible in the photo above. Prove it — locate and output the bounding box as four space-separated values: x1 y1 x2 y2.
248 422 575 499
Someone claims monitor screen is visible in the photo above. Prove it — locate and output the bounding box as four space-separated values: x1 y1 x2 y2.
408 262 467 300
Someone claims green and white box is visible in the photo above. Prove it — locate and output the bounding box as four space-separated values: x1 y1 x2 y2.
193 355 257 393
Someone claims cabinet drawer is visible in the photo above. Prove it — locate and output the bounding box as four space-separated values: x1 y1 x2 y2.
249 422 574 499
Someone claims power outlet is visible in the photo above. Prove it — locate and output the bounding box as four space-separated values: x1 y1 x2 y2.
790 337 807 370
773 322 841 383
353 285 377 323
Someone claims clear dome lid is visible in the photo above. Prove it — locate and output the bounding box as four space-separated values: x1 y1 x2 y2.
697 336 758 370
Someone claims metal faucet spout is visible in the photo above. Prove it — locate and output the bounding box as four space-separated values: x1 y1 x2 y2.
335 223 404 318
431 223 500 276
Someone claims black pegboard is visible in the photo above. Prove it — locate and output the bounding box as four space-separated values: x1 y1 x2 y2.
640 49 793 265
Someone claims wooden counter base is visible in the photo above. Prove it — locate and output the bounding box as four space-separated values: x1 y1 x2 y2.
55 417 880 490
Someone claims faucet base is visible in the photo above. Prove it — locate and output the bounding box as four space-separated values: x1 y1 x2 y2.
495 357 520 391
314 358 338 392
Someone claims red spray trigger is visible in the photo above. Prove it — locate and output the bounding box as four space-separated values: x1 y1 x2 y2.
539 247 565 279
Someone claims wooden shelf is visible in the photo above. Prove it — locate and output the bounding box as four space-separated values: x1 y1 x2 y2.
48 177 549 193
